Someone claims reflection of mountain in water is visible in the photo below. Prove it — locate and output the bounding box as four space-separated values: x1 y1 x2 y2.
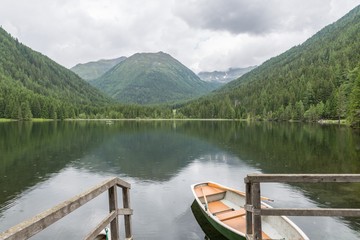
1 120 359 233
180 121 360 233
0 121 227 208
0 121 115 206
181 121 360 173
76 127 222 181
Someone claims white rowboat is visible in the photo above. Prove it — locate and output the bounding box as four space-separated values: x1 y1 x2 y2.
191 182 309 240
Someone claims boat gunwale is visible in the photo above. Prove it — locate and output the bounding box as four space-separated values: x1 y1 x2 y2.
191 181 309 240
191 182 247 238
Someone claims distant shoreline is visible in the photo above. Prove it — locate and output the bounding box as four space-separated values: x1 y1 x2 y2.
0 117 349 126
64 118 241 122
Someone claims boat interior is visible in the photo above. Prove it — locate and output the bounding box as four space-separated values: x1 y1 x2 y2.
194 183 271 239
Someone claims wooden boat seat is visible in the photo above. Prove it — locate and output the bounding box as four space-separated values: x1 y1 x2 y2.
208 200 231 214
194 185 226 198
216 208 246 221
223 216 270 239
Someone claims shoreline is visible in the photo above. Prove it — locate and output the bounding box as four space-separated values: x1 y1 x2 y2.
0 118 349 125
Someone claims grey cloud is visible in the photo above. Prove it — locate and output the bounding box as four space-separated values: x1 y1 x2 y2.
1 0 359 72
174 0 280 34
173 0 342 35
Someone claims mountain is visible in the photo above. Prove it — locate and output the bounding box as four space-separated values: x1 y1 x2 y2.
91 52 218 104
180 5 360 127
198 66 256 84
0 27 111 120
71 56 126 81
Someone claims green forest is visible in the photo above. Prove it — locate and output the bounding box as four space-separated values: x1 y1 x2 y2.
0 26 114 120
179 5 360 128
0 28 174 120
90 52 218 105
0 5 360 128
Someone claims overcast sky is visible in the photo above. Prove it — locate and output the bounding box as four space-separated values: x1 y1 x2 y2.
1 0 359 73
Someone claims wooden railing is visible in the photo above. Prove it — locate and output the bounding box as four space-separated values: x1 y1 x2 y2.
244 174 360 240
0 177 133 240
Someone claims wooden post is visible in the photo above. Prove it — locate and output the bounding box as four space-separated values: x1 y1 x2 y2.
245 182 253 238
252 183 262 240
0 178 133 240
122 187 132 239
109 186 119 240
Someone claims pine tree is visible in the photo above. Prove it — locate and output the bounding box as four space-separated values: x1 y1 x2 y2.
21 101 32 120
348 68 360 127
294 101 305 120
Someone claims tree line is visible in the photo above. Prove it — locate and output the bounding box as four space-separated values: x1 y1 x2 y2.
178 65 360 128
178 6 360 128
0 5 359 128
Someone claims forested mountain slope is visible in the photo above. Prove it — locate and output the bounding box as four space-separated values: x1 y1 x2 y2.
71 56 126 81
180 5 360 127
0 27 111 120
91 52 218 105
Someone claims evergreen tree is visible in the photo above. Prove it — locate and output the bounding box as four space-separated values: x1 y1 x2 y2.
180 6 360 122
294 101 305 120
21 101 32 120
348 67 360 127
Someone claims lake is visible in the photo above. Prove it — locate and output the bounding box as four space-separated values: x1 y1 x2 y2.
0 121 359 239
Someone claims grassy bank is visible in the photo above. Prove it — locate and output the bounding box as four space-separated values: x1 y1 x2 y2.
0 118 13 122
318 119 348 125
32 118 55 122
0 118 54 122
0 117 350 126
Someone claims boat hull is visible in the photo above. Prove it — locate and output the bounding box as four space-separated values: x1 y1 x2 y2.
191 182 309 240
197 202 245 240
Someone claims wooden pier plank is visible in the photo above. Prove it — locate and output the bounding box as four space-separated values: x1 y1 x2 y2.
0 177 133 240
245 174 360 183
261 208 360 217
245 173 360 240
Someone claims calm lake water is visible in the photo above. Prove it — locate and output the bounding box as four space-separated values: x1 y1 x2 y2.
0 121 359 239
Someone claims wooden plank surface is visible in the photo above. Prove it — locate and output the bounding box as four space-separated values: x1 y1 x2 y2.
252 183 262 240
123 187 133 239
261 208 360 217
217 208 246 221
245 174 360 240
195 185 225 197
245 182 253 236
208 201 231 214
245 174 360 183
109 186 119 240
0 177 133 240
84 211 116 240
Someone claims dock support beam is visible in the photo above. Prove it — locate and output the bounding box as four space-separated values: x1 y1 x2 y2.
245 182 253 239
252 183 262 240
123 187 132 239
109 186 120 240
0 177 133 240
244 174 360 240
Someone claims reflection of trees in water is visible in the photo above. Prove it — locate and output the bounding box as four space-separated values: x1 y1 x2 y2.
77 131 219 181
182 121 360 233
1 120 359 233
180 121 360 174
0 121 224 207
0 121 114 206
191 201 228 240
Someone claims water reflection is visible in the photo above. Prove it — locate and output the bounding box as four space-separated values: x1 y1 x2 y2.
73 127 221 181
191 201 228 240
0 121 359 239
0 121 117 207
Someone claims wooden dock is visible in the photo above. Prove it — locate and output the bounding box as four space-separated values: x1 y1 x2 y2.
244 174 360 240
0 177 133 240
1 174 360 240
